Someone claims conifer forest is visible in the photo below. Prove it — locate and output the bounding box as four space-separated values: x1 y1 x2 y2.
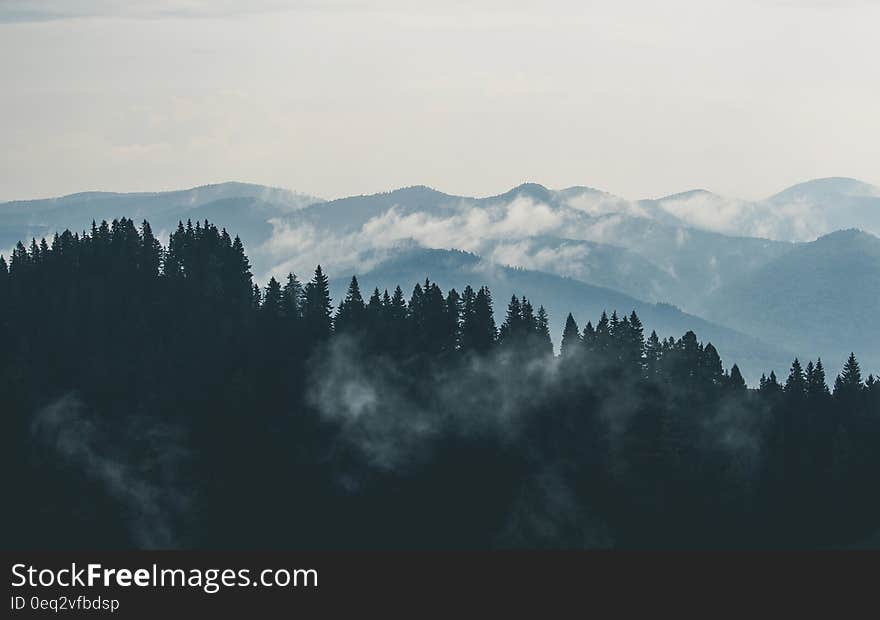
2 218 878 549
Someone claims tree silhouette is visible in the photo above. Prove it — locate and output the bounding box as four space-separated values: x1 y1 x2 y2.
335 276 367 334
560 313 581 358
3 217 879 550
302 265 333 342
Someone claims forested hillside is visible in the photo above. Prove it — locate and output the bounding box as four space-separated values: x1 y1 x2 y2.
332 246 792 382
707 229 880 373
1 219 878 549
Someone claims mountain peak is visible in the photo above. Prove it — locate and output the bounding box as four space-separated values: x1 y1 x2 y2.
769 177 879 202
387 185 449 198
495 182 554 203
656 189 716 202
814 228 879 244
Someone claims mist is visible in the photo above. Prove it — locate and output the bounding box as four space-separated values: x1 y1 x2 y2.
31 395 192 549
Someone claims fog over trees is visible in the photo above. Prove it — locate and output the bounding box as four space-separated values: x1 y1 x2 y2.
1 218 878 549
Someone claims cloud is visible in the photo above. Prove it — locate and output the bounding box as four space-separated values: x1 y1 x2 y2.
564 190 650 219
653 191 831 241
259 196 577 281
31 394 191 548
306 331 767 546
307 334 561 471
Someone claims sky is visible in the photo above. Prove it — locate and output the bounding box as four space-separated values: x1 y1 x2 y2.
1 0 879 202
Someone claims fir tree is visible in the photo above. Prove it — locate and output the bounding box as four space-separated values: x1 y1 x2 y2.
282 273 303 319
139 220 162 278
785 358 807 396
444 288 462 352
835 353 862 393
582 321 596 353
535 306 553 357
262 277 284 319
807 359 830 397
302 265 333 341
726 364 747 393
560 313 581 357
701 343 724 387
335 276 367 334
499 295 523 345
462 286 496 353
645 330 662 376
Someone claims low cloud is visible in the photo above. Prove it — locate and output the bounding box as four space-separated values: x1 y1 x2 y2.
259 196 579 280
654 192 831 241
31 394 191 548
307 336 559 472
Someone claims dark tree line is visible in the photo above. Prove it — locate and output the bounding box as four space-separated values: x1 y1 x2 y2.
1 218 878 549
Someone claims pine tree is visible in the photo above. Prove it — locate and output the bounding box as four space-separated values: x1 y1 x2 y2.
29 238 41 263
406 282 427 352
419 281 448 355
302 265 333 341
701 343 724 387
499 295 523 345
595 311 611 354
388 286 407 323
282 273 303 319
252 283 263 309
834 353 862 394
385 284 409 353
807 359 830 397
763 371 781 394
335 276 367 334
462 286 496 353
627 311 645 368
560 313 581 357
262 277 284 319
10 241 30 275
444 288 462 353
228 235 254 310
645 330 662 377
521 298 536 332
726 364 747 393
582 321 596 353
368 287 383 315
461 285 475 325
139 220 162 278
833 352 864 427
676 331 701 383
535 306 553 357
785 358 806 396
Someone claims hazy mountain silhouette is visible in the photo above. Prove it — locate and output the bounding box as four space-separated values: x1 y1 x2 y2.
641 177 880 241
277 181 793 312
707 228 880 373
0 181 320 252
4 178 878 379
332 246 793 383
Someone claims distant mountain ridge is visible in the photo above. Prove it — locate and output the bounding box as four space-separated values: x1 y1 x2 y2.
640 176 880 241
3 177 878 380
330 246 793 384
706 228 880 374
0 181 321 262
276 180 794 314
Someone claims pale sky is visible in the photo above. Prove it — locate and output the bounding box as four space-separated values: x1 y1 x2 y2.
1 0 878 202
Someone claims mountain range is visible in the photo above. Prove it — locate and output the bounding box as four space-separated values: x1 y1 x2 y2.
2 177 878 382
329 247 792 381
